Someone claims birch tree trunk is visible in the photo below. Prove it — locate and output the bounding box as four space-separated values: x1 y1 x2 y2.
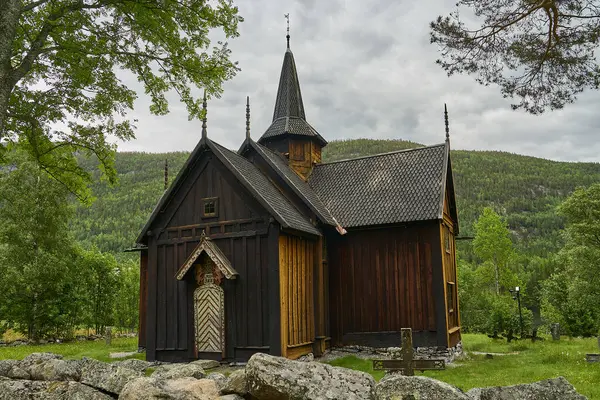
0 0 20 137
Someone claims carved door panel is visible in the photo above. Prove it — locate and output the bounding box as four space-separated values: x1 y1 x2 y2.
194 264 225 354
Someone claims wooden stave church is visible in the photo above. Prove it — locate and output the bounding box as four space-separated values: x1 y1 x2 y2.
134 36 461 363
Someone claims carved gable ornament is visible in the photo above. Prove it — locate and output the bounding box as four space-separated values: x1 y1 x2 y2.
175 231 238 281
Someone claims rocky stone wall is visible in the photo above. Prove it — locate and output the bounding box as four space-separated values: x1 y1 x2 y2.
0 350 588 399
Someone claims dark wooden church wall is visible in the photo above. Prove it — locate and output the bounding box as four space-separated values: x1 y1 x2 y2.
328 223 442 348
138 250 148 349
146 155 275 362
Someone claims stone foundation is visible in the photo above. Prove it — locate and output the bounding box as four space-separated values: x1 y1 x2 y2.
317 341 463 364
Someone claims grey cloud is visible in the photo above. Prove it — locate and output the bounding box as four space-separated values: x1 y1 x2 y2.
113 0 600 163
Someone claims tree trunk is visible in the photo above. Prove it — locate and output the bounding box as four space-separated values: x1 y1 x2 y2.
494 262 500 295
0 0 19 137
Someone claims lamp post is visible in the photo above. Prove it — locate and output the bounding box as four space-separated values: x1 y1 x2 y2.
509 286 523 338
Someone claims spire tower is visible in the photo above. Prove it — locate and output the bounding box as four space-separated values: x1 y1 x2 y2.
444 103 450 141
201 90 208 139
246 96 251 139
285 13 290 48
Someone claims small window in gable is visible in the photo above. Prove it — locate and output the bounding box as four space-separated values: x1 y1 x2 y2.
201 197 218 218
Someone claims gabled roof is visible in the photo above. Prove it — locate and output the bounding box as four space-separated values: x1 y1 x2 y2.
136 137 321 244
238 138 339 227
257 47 327 146
176 231 238 280
308 143 451 228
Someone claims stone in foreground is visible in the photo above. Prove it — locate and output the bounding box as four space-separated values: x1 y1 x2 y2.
0 359 30 380
29 358 80 381
466 377 587 400
120 377 220 400
246 353 375 400
221 369 247 396
191 359 220 370
113 358 157 372
0 379 111 400
79 358 143 395
151 363 206 380
375 374 469 400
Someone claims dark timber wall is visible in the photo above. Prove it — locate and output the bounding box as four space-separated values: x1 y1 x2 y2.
327 222 447 348
145 153 277 362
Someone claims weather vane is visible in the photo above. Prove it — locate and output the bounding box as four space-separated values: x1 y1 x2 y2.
284 13 290 48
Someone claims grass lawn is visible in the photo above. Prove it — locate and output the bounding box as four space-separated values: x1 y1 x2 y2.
327 333 600 399
0 337 142 363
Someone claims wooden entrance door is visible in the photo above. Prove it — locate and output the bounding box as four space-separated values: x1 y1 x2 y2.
194 264 225 354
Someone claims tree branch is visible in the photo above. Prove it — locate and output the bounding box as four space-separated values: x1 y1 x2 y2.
20 0 51 13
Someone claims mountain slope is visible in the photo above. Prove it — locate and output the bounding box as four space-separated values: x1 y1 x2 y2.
71 139 600 260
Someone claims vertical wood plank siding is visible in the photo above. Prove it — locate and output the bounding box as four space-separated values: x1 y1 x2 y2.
279 234 316 358
328 223 440 347
138 251 148 349
146 156 275 361
442 186 461 347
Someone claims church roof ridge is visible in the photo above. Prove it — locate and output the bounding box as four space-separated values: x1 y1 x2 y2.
316 142 446 166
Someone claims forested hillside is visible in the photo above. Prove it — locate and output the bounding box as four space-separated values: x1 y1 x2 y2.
71 139 600 262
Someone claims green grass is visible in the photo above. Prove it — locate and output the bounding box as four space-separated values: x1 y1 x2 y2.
326 333 600 399
0 337 142 363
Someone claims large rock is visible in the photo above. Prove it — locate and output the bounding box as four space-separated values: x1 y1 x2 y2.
79 358 143 395
19 353 63 372
221 369 247 396
113 358 157 373
218 395 244 400
29 358 80 381
151 363 206 380
0 359 30 379
466 377 587 400
206 372 227 392
0 379 112 400
246 353 375 400
120 377 220 399
375 374 469 400
191 360 220 370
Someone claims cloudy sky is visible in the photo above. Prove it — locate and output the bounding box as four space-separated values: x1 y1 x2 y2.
116 0 600 163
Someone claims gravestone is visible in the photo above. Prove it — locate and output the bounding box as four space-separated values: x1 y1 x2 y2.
586 335 600 363
105 326 112 346
372 328 445 376
550 323 560 341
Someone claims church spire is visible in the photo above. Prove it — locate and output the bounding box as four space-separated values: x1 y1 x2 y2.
285 13 290 49
201 90 207 139
271 34 305 121
246 96 251 139
444 103 450 142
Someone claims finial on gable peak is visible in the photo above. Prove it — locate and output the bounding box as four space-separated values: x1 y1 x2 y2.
284 13 290 48
201 90 208 139
164 159 168 190
246 96 251 139
444 103 450 142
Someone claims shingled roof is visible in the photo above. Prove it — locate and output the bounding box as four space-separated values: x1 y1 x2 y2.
238 139 339 227
308 143 450 228
258 47 326 146
136 138 321 244
210 141 321 236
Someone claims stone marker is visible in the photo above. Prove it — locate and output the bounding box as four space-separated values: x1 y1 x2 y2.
105 326 112 346
372 328 445 376
550 323 560 341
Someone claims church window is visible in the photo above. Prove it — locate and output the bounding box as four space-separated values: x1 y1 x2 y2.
444 227 451 253
447 282 455 313
201 197 218 218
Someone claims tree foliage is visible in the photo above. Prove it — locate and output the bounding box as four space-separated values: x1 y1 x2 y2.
0 0 242 202
430 0 600 114
542 183 600 336
473 207 516 295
